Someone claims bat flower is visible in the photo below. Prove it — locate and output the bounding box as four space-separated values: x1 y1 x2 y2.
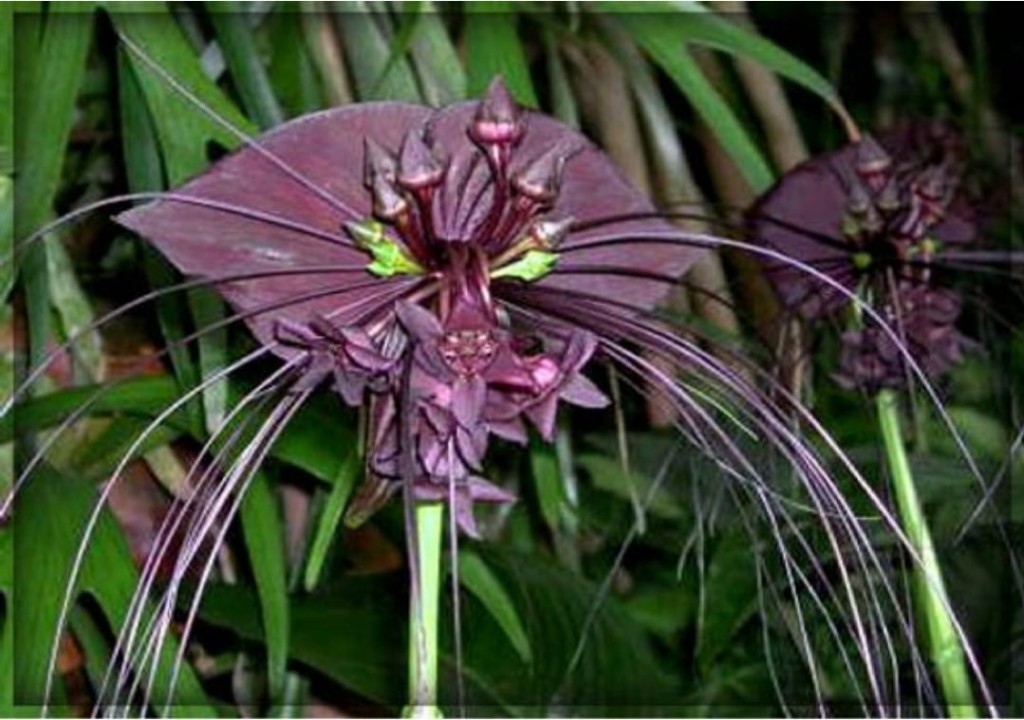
747 122 980 389
116 77 696 536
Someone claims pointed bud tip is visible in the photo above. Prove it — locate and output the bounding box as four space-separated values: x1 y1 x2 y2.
397 129 446 190
363 137 397 187
471 75 525 145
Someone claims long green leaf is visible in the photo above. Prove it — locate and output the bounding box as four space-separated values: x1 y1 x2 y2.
332 2 421 102
208 2 284 129
14 5 94 371
616 13 774 191
604 1 844 112
0 5 11 303
0 374 180 444
240 471 290 703
302 448 361 591
0 3 11 175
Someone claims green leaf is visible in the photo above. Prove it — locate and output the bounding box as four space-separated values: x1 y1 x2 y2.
614 13 774 191
457 550 532 664
0 176 13 303
207 2 284 129
117 46 204 437
0 526 13 717
405 3 467 104
0 3 11 175
696 530 759 672
45 233 102 382
579 452 685 520
13 462 215 714
240 471 290 703
303 449 361 591
198 576 406 707
332 1 421 102
605 1 843 112
272 392 359 485
464 4 539 107
266 9 323 116
14 5 94 370
0 374 180 444
528 439 563 533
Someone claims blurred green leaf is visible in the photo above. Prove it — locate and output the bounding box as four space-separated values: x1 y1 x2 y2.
613 13 774 191
0 176 13 303
202 548 676 714
208 3 284 129
579 452 684 520
332 2 421 102
696 530 759 672
606 2 843 112
528 438 563 533
0 526 13 716
266 9 323 116
464 4 539 107
457 550 532 664
405 3 466 104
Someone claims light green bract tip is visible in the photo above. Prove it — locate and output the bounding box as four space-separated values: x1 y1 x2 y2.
346 219 424 277
491 249 559 281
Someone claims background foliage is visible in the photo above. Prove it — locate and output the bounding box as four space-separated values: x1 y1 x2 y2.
2 2 1022 717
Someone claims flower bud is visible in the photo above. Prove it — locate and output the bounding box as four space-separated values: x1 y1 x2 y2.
397 129 446 190
470 76 524 146
512 141 581 205
363 137 397 187
855 135 892 191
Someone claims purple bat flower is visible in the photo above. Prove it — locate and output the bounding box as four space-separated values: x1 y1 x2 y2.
115 78 697 536
747 122 980 389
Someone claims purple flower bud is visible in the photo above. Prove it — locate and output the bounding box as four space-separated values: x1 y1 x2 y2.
511 140 581 205
363 137 397 186
397 129 446 191
469 76 524 146
855 135 892 191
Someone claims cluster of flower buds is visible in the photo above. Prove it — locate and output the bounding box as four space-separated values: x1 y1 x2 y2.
835 284 971 391
748 122 977 390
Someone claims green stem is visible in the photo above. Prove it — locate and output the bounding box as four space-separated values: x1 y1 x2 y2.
405 502 444 719
876 389 978 718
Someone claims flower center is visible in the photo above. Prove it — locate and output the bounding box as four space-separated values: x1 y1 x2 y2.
438 329 498 376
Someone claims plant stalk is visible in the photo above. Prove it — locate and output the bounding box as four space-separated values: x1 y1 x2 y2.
876 389 978 718
405 502 444 718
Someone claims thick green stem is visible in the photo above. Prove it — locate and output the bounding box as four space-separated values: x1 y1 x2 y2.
876 389 978 718
405 502 444 719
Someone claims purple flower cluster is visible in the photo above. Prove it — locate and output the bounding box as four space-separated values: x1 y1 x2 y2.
116 79 694 535
748 123 978 391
